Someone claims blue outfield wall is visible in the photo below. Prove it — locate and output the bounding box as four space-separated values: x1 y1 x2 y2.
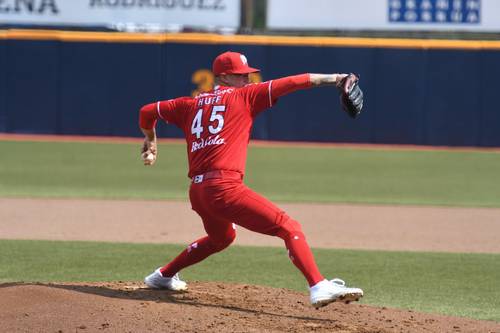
1 36 499 146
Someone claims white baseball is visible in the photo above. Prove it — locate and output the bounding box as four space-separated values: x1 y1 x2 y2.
142 152 155 162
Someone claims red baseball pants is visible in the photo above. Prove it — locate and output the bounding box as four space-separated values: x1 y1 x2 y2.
159 171 324 287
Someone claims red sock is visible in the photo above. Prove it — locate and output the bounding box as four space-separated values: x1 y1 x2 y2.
159 236 223 277
283 232 324 287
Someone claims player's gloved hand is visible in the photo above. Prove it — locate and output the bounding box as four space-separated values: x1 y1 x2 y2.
141 138 157 166
336 73 364 119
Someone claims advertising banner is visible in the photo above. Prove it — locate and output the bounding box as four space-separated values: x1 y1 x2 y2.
0 0 240 30
267 0 500 32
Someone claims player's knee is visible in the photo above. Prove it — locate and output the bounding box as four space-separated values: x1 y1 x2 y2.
210 228 236 252
276 215 304 241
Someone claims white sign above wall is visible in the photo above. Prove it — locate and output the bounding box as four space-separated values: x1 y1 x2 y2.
267 0 500 32
0 0 240 31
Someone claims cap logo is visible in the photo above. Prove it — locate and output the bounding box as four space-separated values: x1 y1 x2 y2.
240 54 248 65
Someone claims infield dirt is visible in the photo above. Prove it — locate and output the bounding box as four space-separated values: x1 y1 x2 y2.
2 198 500 253
1 198 500 332
1 281 499 333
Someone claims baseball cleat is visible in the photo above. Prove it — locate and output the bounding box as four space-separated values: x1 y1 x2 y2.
310 278 363 309
144 268 188 291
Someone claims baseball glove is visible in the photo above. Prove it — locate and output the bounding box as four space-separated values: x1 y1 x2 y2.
337 74 364 119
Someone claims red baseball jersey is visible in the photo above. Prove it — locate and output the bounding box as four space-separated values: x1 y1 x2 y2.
140 74 311 178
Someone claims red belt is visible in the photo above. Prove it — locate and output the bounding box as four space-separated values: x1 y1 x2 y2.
191 170 242 183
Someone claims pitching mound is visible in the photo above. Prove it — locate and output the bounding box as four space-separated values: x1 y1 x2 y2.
1 282 498 333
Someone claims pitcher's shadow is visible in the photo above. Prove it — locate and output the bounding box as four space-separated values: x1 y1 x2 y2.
0 282 339 324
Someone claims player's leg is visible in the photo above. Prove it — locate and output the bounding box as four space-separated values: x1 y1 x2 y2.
146 184 236 285
223 185 324 287
225 185 363 307
144 213 235 290
158 217 236 278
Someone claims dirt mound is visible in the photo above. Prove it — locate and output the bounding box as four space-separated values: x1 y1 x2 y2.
1 282 498 333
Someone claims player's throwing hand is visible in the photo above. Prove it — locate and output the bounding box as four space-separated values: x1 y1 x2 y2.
141 138 157 166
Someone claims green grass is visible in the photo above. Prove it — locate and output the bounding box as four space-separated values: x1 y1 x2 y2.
1 140 500 207
0 239 498 322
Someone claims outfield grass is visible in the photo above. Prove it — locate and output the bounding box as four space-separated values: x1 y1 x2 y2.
1 140 500 207
0 239 498 322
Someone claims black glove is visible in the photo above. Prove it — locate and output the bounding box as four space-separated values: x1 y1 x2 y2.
337 74 364 119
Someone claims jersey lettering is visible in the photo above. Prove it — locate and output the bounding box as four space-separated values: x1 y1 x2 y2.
191 134 225 153
190 105 227 152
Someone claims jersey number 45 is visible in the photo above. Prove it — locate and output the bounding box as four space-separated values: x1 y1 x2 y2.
191 105 226 139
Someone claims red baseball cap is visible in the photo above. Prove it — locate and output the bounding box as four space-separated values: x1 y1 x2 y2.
212 51 260 76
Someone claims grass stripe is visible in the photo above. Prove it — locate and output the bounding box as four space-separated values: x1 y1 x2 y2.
1 140 500 207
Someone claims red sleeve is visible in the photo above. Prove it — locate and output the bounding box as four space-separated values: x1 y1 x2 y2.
271 74 312 99
239 81 274 117
240 74 312 117
139 97 192 130
139 103 158 130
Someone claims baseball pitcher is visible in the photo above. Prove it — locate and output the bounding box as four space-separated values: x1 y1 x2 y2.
139 51 363 308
